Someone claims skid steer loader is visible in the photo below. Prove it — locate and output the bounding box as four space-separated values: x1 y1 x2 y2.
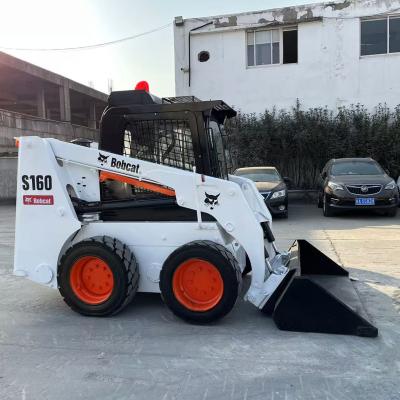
13 85 378 337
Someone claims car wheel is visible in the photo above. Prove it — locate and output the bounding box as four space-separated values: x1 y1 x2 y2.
323 194 334 217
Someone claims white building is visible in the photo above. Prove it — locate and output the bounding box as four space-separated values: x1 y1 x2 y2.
174 0 400 114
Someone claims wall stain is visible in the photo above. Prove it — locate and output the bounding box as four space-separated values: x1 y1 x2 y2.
324 1 352 11
299 8 314 20
214 16 238 28
276 7 298 22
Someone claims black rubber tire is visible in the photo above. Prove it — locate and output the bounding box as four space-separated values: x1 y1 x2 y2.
58 236 139 317
160 240 242 323
323 194 334 217
386 207 398 217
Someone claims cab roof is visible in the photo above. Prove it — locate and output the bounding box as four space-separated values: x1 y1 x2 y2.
107 90 237 123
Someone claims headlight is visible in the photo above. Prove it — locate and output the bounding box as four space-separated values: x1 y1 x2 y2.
327 182 344 191
271 189 286 199
385 181 396 190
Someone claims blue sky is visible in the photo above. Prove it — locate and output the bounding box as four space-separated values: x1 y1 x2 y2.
0 0 320 96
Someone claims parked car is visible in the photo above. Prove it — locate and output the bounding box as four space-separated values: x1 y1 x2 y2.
234 166 289 218
317 158 398 217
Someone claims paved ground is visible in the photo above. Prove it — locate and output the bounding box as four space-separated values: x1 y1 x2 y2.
0 204 399 400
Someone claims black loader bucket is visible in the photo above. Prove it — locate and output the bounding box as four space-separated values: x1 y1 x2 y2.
263 240 378 337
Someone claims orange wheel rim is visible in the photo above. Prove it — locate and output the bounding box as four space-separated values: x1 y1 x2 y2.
172 258 224 312
69 256 114 305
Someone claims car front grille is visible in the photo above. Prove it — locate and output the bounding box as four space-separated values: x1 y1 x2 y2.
346 185 382 195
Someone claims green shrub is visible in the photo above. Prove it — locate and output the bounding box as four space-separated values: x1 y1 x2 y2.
226 102 400 189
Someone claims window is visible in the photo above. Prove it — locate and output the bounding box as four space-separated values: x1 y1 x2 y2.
361 16 400 56
247 28 298 67
247 30 279 66
235 168 281 182
331 161 383 176
123 119 195 171
283 30 298 64
390 17 400 53
206 121 230 179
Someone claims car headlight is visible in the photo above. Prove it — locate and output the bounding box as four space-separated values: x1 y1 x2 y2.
327 182 344 191
385 181 396 190
271 189 286 199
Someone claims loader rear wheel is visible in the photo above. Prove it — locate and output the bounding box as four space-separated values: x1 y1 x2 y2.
70 256 114 304
58 236 139 317
160 241 242 323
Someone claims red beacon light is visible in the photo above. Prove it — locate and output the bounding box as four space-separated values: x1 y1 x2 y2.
134 81 149 92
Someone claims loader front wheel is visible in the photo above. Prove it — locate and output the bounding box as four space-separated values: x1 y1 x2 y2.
160 241 242 323
58 236 139 317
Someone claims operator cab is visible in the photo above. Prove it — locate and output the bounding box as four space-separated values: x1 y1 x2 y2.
99 85 236 204
100 90 236 179
81 84 237 221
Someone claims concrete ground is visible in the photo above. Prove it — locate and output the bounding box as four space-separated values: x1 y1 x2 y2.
0 204 399 400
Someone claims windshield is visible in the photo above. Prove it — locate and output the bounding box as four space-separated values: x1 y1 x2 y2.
236 169 281 182
206 120 231 179
331 161 383 176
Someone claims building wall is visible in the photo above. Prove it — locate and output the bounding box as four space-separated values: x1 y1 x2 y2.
0 109 100 200
174 0 400 113
0 108 99 154
0 157 17 201
0 52 106 199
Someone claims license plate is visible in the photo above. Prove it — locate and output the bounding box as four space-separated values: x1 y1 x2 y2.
355 198 375 206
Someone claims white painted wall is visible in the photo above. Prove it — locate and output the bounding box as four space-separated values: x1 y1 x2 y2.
174 0 400 113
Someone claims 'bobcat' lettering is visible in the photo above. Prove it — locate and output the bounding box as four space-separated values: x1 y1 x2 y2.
110 157 140 174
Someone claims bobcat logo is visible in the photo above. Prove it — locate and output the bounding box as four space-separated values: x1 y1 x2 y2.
204 192 220 210
98 153 109 166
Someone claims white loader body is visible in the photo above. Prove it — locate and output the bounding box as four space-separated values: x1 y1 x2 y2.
14 136 289 309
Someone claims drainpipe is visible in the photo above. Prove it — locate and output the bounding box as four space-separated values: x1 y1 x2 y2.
188 21 213 87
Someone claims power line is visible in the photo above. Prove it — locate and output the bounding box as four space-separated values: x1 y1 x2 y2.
0 23 171 52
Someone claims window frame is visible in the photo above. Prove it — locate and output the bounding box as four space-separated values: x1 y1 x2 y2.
360 15 400 58
246 26 298 68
